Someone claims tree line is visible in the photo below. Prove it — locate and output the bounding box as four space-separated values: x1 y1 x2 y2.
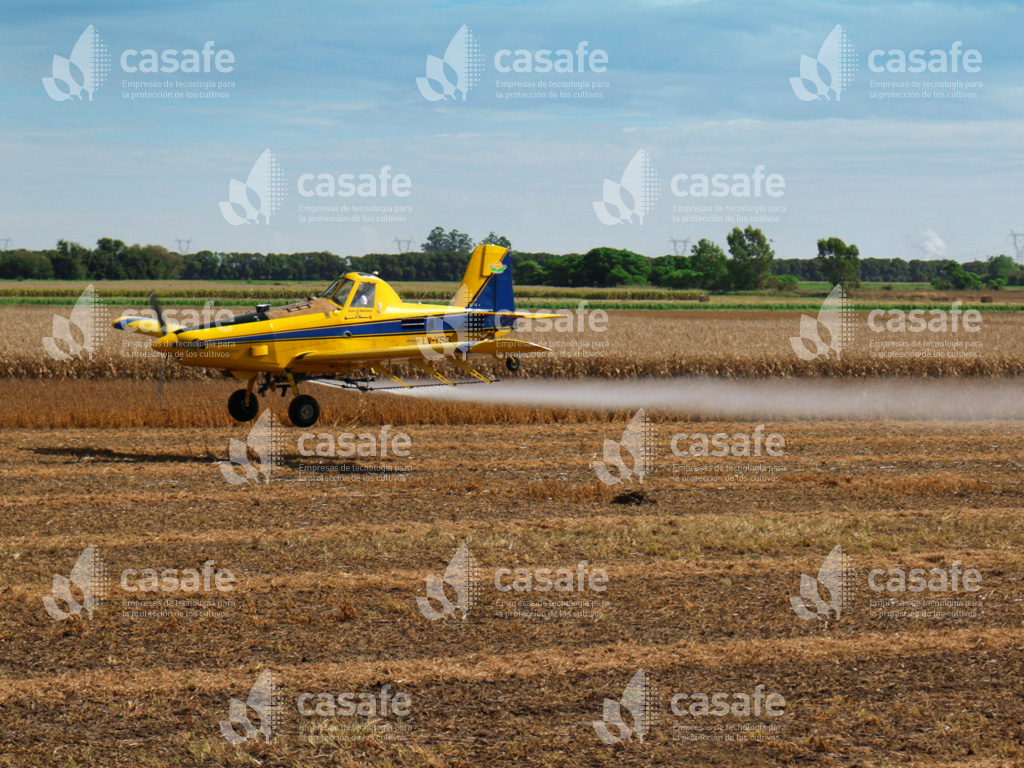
776 252 1020 289
0 228 1018 291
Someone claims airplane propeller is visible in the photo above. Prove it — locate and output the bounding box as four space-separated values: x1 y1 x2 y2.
149 291 170 398
148 291 168 335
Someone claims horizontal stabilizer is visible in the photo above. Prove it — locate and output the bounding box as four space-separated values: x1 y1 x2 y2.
496 311 563 321
467 338 551 356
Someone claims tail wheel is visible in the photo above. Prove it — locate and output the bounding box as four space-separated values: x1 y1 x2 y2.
505 355 521 373
289 394 320 428
227 389 260 422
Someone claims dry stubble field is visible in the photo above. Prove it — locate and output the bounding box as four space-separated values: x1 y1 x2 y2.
6 304 1024 379
2 303 1024 767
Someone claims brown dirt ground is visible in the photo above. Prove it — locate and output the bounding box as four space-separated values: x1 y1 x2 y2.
1 384 1023 766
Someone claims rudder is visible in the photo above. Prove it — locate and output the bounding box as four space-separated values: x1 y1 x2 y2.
453 245 515 313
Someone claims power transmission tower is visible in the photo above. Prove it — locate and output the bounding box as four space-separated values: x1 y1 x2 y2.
174 238 194 254
394 237 415 253
668 237 690 256
1009 230 1024 263
0 238 10 251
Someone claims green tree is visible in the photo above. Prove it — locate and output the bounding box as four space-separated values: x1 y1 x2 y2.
541 254 581 286
86 238 128 280
515 260 544 284
575 248 651 287
777 274 799 291
0 250 53 279
726 227 774 289
180 251 222 280
662 269 701 288
986 277 1006 291
815 237 861 289
481 232 511 250
120 243 181 280
689 238 730 290
932 260 982 290
987 254 1017 283
421 227 475 254
51 240 88 280
301 252 343 280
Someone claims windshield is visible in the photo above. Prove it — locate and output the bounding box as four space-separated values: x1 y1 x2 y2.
350 282 375 309
326 279 356 307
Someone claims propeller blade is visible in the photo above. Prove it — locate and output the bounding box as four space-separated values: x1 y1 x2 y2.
157 353 168 399
148 291 168 335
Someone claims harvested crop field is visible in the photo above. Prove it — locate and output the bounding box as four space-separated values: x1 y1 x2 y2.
4 301 1024 767
2 386 1024 766
6 305 1024 379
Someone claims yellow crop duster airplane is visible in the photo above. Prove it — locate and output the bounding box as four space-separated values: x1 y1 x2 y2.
113 245 554 427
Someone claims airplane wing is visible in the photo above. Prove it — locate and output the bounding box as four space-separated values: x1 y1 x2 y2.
290 338 550 370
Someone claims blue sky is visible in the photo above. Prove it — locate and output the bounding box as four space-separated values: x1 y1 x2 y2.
2 0 1022 261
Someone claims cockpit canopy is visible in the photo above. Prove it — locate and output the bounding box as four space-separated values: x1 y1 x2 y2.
321 273 383 310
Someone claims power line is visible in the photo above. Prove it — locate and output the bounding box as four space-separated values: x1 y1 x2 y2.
667 237 690 256
1009 230 1024 263
945 241 1011 261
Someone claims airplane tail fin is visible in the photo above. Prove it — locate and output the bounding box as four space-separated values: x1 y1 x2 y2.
453 245 515 313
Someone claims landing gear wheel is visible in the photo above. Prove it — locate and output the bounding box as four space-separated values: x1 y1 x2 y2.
289 394 320 428
505 355 521 373
227 389 260 422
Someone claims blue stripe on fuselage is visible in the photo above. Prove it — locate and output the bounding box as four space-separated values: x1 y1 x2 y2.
191 312 513 346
